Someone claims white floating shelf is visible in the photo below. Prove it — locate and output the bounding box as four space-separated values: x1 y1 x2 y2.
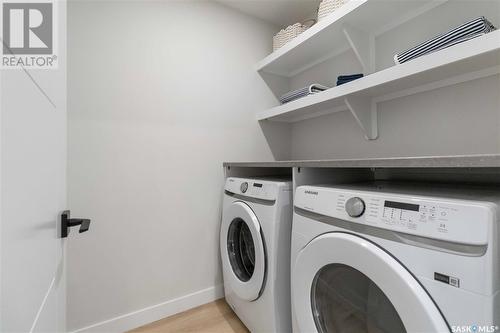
255 0 441 77
257 30 500 139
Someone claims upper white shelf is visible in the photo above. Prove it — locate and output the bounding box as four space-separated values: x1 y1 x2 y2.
255 0 439 77
257 30 500 124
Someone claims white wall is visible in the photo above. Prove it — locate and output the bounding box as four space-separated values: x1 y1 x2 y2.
67 1 283 331
288 0 500 159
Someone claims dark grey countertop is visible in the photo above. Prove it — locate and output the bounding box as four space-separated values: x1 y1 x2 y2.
223 154 500 168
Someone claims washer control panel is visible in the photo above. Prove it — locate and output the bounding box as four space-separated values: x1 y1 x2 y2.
295 185 494 245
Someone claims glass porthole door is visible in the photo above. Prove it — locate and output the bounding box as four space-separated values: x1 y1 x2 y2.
227 217 256 282
311 264 406 333
293 233 449 333
221 201 265 301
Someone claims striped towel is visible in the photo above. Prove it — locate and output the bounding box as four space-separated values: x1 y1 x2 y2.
394 16 496 64
279 84 329 104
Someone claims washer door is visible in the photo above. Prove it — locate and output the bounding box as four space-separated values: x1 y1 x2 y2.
221 201 266 301
293 232 449 333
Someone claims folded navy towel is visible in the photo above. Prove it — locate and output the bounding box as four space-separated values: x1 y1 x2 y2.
337 74 364 80
337 80 357 86
336 73 364 86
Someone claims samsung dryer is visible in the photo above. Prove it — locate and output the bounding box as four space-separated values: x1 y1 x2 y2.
221 177 293 332
291 182 500 333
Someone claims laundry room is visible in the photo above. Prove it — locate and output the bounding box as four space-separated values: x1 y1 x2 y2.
1 0 500 332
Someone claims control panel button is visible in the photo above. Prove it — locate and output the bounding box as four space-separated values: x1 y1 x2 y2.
345 197 366 218
240 182 248 193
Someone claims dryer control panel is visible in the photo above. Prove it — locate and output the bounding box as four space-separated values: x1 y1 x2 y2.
225 177 291 201
295 185 495 245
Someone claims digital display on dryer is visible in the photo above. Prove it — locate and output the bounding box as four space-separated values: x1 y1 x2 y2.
384 200 419 211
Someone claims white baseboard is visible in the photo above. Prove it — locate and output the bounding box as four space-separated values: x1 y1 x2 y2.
70 284 224 333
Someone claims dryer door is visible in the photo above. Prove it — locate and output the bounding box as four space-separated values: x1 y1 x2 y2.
221 201 266 301
293 232 449 333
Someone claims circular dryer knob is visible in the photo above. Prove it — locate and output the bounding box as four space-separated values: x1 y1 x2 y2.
240 182 248 193
345 197 365 217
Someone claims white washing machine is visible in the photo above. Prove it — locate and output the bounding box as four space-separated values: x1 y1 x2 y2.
221 177 293 332
291 182 500 333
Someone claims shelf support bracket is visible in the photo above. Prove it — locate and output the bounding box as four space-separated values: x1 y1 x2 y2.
343 24 375 74
344 96 378 140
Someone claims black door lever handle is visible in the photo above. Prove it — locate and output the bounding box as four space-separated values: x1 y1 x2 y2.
61 210 91 238
79 219 90 233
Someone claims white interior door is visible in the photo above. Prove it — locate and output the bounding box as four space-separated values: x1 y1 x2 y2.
1 1 67 331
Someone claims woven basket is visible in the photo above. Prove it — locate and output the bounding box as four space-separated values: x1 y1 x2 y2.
318 0 348 21
273 19 316 51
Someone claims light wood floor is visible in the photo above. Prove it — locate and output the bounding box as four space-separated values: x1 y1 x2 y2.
128 299 249 333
